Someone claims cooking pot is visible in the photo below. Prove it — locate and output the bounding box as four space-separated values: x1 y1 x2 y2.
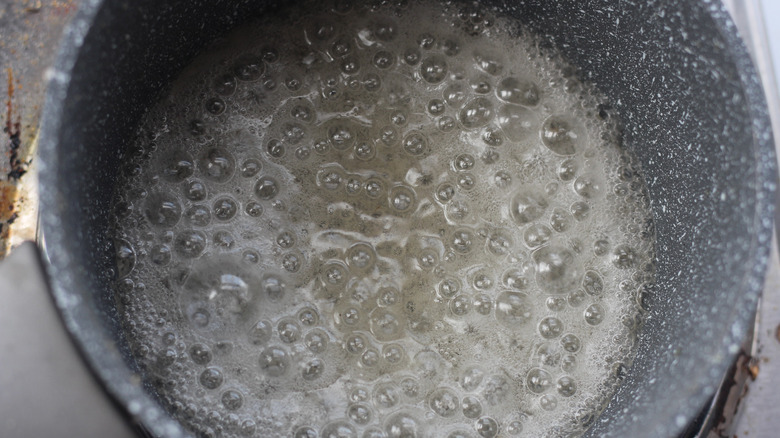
37 0 777 437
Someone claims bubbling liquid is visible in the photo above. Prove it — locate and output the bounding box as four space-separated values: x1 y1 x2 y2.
111 1 655 437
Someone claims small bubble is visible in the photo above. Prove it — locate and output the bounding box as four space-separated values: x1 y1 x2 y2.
456 173 476 191
459 395 482 418
184 205 211 227
401 377 420 398
495 291 532 327
503 267 530 289
341 56 361 75
534 245 583 294
404 47 421 65
262 275 285 300
583 271 604 295
363 428 386 438
402 131 427 156
441 39 460 56
328 122 356 150
472 272 493 290
291 104 314 123
278 318 301 343
383 344 404 364
345 333 367 354
612 244 637 269
150 244 172 266
584 303 605 325
213 74 237 96
348 403 372 425
322 421 357 438
450 228 475 254
298 307 319 326
417 249 438 269
343 177 362 195
265 139 285 158
259 346 289 376
294 427 317 438
473 294 493 315
233 55 264 81
451 155 475 173
542 116 577 156
144 192 182 228
497 104 534 141
450 295 471 316
362 348 380 367
199 367 224 389
185 180 207 201
191 308 210 328
510 190 548 225
305 328 329 353
420 55 448 83
248 320 272 345
205 97 226 115
365 178 385 198
389 186 415 212
459 98 494 129
284 75 303 91
435 183 456 203
245 201 263 217
471 77 492 94
540 394 558 411
240 158 262 177
524 224 552 248
571 201 590 221
496 77 539 106
373 50 395 69
487 230 512 255
526 368 552 393
474 416 499 438
213 197 238 220
189 119 206 136
322 262 348 288
562 354 577 373
429 387 459 417
568 289 587 307
189 344 212 365
438 116 456 132
161 150 194 182
439 278 461 298
426 99 446 117
174 230 207 258
494 171 512 189
539 316 564 339
302 358 324 381
221 389 243 410
213 230 236 249
550 208 570 233
546 296 567 312
574 174 601 198
557 375 577 397
254 176 279 200
199 148 235 182
355 140 376 160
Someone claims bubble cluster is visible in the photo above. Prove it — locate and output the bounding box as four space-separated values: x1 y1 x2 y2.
111 2 654 437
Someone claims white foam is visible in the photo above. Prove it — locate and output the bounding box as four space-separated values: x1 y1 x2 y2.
111 2 654 437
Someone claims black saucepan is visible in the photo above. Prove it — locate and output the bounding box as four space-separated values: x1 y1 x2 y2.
38 0 776 437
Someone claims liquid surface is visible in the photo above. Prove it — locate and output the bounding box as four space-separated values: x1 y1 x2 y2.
111 2 655 437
